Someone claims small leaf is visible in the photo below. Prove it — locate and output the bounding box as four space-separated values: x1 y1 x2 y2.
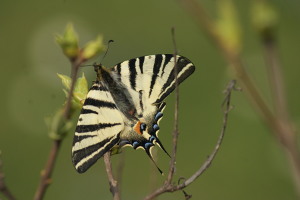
62 89 68 98
58 73 88 109
82 35 105 60
56 23 79 59
74 73 88 99
73 73 89 108
57 73 71 90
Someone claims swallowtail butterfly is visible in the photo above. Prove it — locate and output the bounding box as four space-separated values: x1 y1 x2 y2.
72 54 195 173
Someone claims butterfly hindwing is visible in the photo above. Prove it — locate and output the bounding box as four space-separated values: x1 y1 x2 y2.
72 81 124 173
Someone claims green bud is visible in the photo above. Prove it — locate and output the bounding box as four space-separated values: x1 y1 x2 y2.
82 35 105 60
57 73 88 110
216 0 242 54
252 1 277 39
46 108 73 140
56 23 79 59
73 73 89 108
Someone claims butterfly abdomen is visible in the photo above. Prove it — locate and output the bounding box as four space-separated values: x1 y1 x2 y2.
100 68 138 121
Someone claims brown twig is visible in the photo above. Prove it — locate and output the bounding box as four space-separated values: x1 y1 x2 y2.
33 140 61 200
63 57 84 120
116 152 125 195
33 55 84 200
263 34 288 118
144 80 235 200
166 27 179 184
262 33 300 194
181 0 300 196
176 80 236 189
0 152 16 200
104 152 121 200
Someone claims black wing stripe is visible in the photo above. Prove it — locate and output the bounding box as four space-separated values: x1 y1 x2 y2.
72 134 120 173
90 84 108 91
160 67 175 97
160 57 190 92
72 137 112 160
129 58 137 90
161 54 173 77
80 108 98 115
76 123 122 133
116 63 121 75
149 54 163 97
84 98 117 109
158 102 166 111
155 62 195 103
139 90 144 113
139 56 145 74
73 134 97 144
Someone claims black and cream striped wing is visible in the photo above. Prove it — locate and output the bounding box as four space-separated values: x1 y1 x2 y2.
72 82 124 173
112 54 195 103
111 54 195 158
112 54 195 117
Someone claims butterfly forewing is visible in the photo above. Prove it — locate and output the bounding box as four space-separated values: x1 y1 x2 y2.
72 82 124 173
112 54 195 106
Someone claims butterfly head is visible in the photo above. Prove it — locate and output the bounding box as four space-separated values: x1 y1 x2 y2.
93 63 113 82
93 62 102 80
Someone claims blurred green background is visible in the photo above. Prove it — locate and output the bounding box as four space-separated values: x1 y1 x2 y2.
1 0 300 199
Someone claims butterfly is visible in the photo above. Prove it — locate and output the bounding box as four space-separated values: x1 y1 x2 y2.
72 54 195 173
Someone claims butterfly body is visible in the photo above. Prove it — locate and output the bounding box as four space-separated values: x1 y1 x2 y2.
72 54 195 173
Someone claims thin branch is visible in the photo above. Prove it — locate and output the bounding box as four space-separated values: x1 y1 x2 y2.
178 178 192 200
0 152 16 200
166 27 179 184
262 33 300 195
63 57 83 120
175 80 236 190
33 55 84 200
104 152 121 200
116 152 125 195
33 140 61 200
144 80 235 200
263 36 288 119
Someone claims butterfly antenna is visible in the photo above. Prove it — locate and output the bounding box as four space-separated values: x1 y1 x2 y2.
81 40 114 68
98 39 114 65
80 64 94 68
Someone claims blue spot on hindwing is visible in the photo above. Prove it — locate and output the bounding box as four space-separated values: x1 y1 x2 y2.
149 136 156 142
132 141 140 149
140 123 146 131
144 142 153 150
153 124 159 131
154 112 163 122
119 140 130 147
